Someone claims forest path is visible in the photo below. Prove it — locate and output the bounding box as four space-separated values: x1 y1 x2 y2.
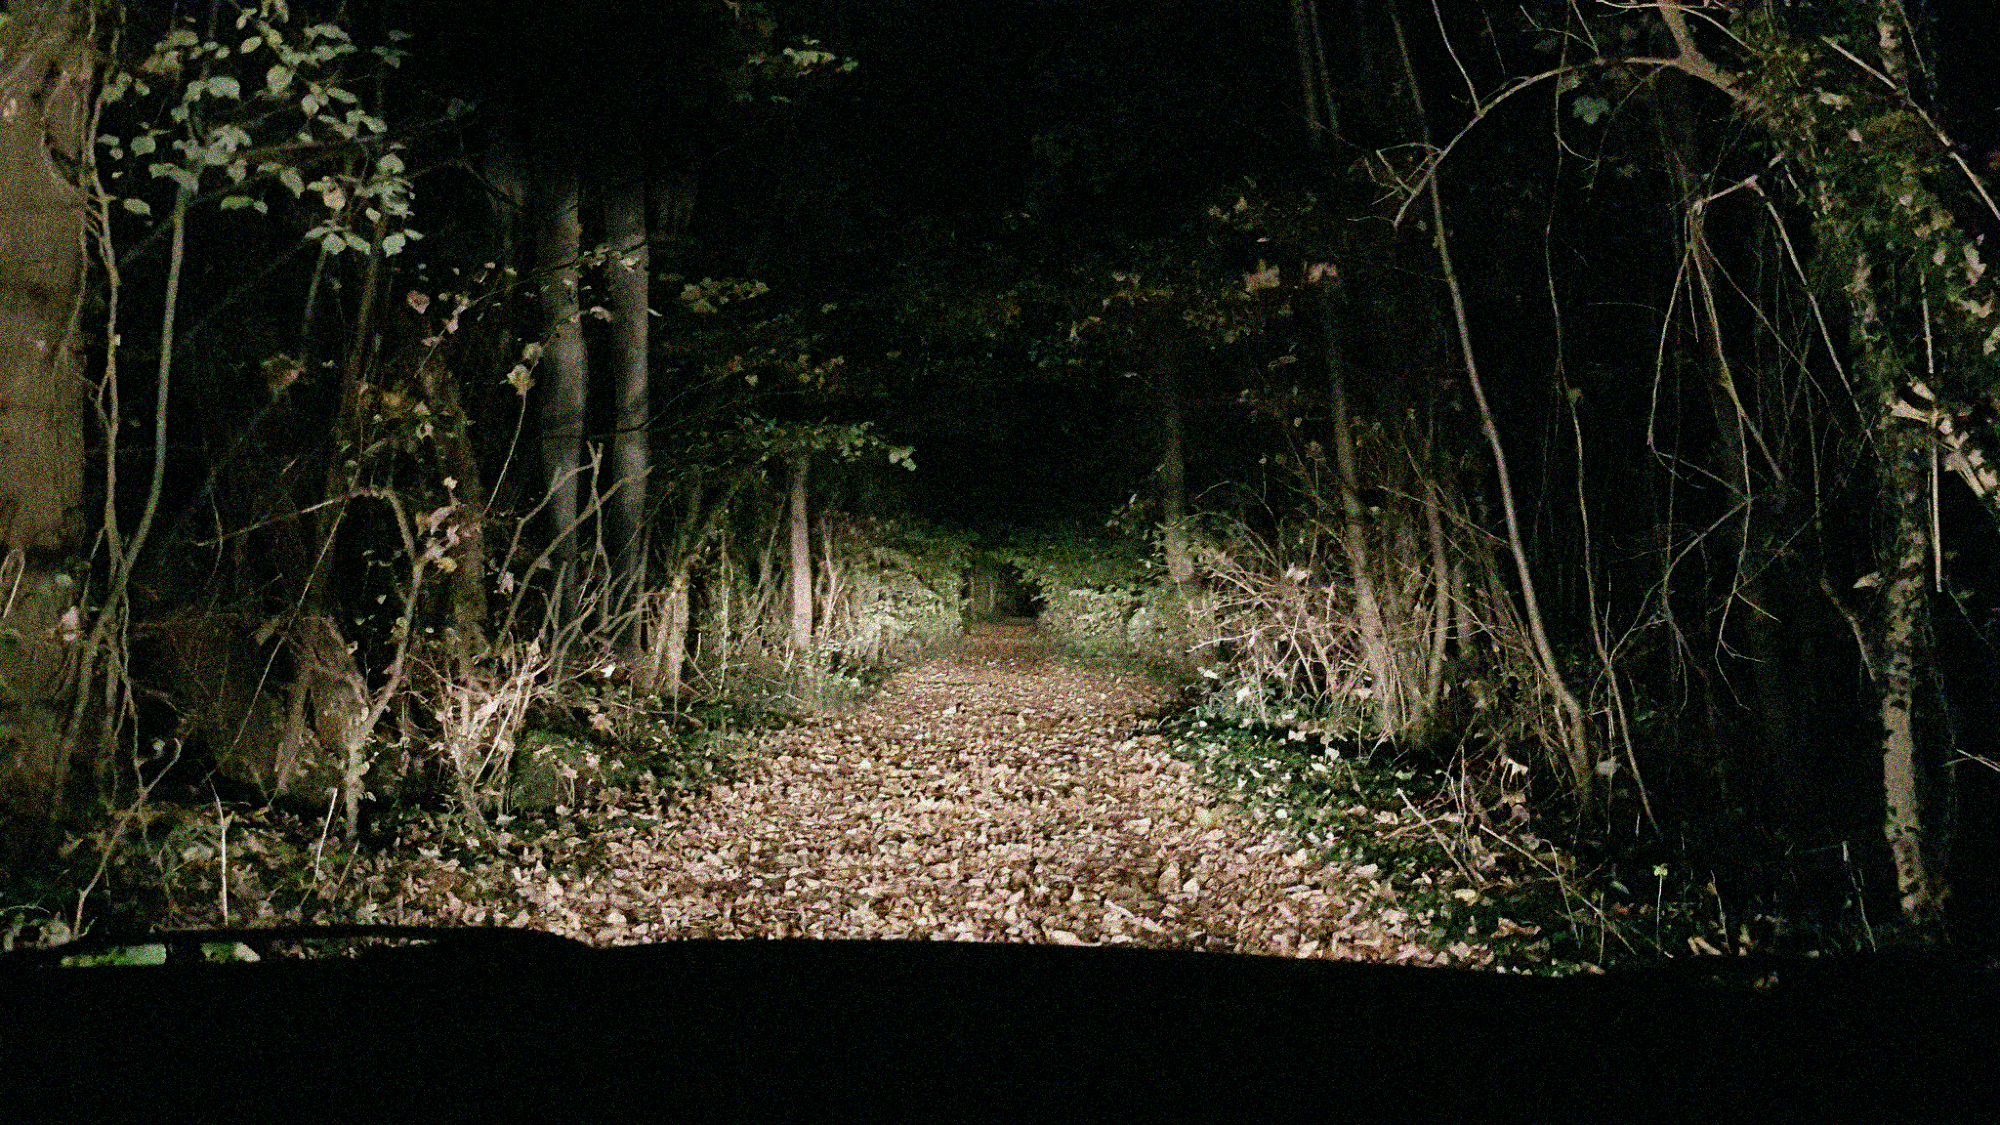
387 626 1469 963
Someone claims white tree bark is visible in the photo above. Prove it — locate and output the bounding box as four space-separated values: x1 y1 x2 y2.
788 458 814 653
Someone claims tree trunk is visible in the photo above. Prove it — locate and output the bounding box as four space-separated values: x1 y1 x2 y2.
1321 290 1402 736
533 131 588 611
275 611 371 815
662 564 691 695
1850 254 1944 926
1420 478 1454 714
0 2 94 818
754 533 777 659
1289 0 1337 147
715 540 735 690
602 154 651 598
787 457 814 653
1156 364 1193 586
414 357 490 671
1294 0 1407 737
1877 414 1940 925
636 559 694 698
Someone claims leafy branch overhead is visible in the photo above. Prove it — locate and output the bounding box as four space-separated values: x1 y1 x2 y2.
100 5 420 256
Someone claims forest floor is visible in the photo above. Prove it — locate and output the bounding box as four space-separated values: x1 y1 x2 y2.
338 625 1499 965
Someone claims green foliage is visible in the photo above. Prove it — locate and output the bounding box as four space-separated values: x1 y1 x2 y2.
734 27 859 103
1162 713 1724 973
818 518 968 665
1570 94 1612 127
97 4 421 254
507 718 750 815
1190 661 1373 746
1733 9 2000 402
737 418 914 471
506 729 601 812
991 531 1189 658
678 276 770 316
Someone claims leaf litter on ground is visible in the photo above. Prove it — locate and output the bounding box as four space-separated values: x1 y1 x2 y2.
336 628 1498 967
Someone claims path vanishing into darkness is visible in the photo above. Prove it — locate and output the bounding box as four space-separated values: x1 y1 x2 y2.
376 626 1484 965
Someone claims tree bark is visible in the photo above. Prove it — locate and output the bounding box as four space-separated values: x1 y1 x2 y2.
637 556 693 698
414 356 490 671
0 2 94 818
1420 478 1454 714
533 129 588 611
1850 254 1944 926
602 150 651 597
787 457 813 653
1872 462 1936 920
662 564 691 695
1289 0 1337 146
1876 462 1937 923
1156 363 1193 586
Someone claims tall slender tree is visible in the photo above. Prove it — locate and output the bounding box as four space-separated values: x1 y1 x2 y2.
1155 361 1193 586
602 126 652 599
533 123 589 609
788 455 814 653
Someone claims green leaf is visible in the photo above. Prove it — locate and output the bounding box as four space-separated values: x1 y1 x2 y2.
1571 95 1611 127
150 163 200 193
208 74 242 100
122 198 153 217
220 195 257 211
267 64 294 93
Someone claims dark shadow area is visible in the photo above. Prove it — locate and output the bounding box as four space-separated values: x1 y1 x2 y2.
3 938 1995 1118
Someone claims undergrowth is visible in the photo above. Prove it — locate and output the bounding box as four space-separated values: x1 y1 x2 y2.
0 661 893 952
1152 696 1903 973
1020 530 1896 971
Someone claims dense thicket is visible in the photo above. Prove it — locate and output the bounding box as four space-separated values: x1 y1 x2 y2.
3 0 1997 948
